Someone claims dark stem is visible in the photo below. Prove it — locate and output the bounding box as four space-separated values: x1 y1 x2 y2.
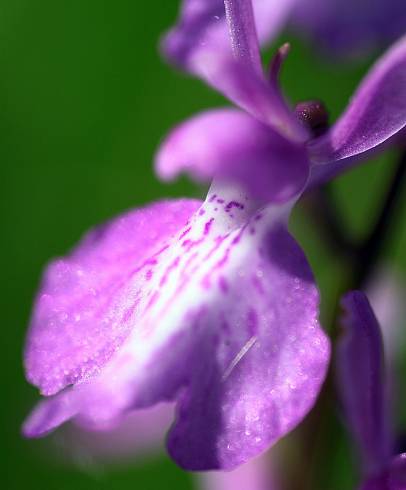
351 149 406 288
303 186 356 259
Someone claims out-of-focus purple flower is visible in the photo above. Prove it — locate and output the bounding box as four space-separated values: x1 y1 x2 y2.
163 0 296 81
367 268 406 364
158 1 406 197
23 180 329 470
166 0 406 62
336 291 406 489
290 0 406 59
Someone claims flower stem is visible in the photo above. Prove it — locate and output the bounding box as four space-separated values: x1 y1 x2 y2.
352 148 406 288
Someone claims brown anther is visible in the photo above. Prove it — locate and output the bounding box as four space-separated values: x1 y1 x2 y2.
295 100 329 137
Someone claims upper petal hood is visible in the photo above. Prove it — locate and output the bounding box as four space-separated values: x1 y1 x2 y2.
156 108 310 203
163 1 306 142
163 0 295 76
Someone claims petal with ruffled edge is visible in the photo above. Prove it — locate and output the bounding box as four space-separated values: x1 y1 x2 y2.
360 454 406 490
24 182 329 470
24 199 201 396
336 291 391 476
309 34 406 171
156 108 309 203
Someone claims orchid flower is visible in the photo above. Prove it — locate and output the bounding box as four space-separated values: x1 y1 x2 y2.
23 0 333 472
159 1 406 196
336 291 406 490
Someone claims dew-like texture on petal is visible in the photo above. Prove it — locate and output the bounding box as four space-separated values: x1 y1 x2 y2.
24 199 201 396
223 0 262 73
291 0 406 58
165 197 329 470
360 454 406 490
163 0 295 75
24 182 329 471
336 291 391 476
199 450 276 490
309 34 406 166
156 109 309 203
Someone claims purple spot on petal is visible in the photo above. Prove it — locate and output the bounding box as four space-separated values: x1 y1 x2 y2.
204 218 215 236
179 226 192 240
225 201 245 212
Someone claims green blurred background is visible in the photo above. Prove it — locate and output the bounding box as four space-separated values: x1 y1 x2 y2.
1 2 405 489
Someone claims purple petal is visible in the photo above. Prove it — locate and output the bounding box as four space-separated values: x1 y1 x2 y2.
24 199 201 396
24 182 329 471
163 0 295 75
291 0 406 58
336 291 391 476
159 184 329 470
163 1 306 142
223 0 262 73
156 108 310 203
309 34 406 166
208 58 308 142
360 454 406 490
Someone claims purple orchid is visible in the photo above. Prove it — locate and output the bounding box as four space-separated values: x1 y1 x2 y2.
159 1 406 195
21 0 405 476
23 1 332 471
336 291 406 490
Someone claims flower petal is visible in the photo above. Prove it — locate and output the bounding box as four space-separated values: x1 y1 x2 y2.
156 108 310 203
24 182 329 471
223 0 262 73
309 34 406 165
336 291 391 476
163 0 294 75
163 1 306 142
24 199 201 396
165 194 329 469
